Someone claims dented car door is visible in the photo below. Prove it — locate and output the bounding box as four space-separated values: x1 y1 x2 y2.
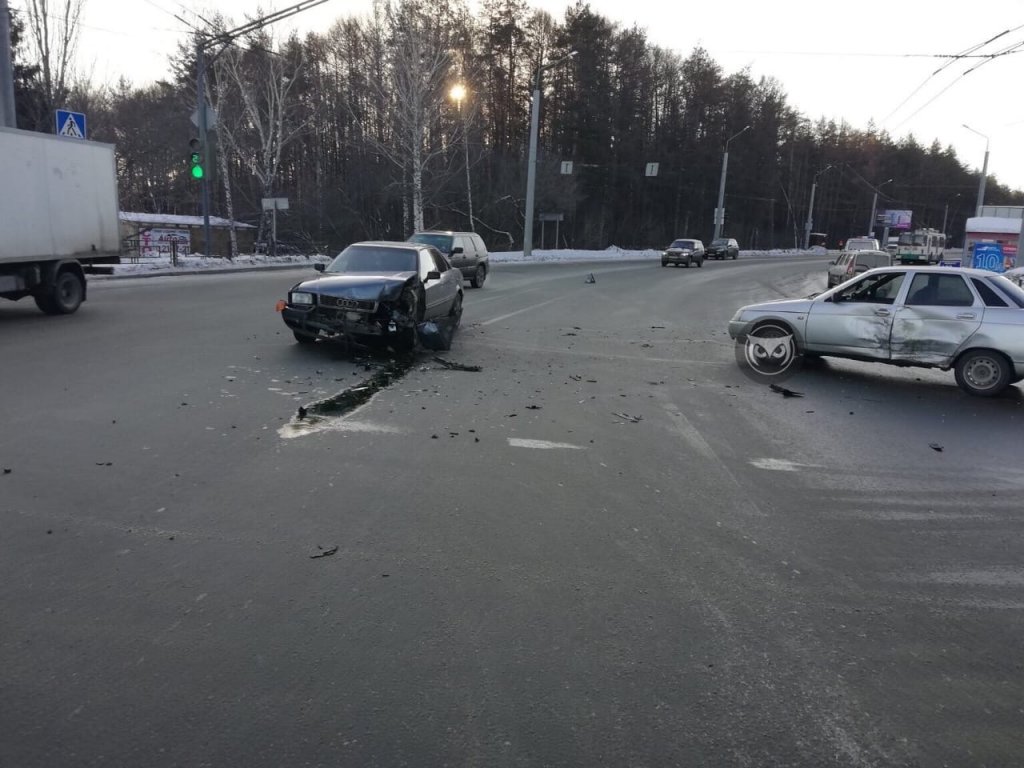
889 272 983 365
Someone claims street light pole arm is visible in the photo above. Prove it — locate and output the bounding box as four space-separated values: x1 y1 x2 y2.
523 50 576 259
714 125 751 241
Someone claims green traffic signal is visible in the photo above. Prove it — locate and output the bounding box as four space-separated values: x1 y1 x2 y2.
189 145 204 179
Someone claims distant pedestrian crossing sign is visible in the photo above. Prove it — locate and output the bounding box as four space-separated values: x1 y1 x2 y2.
55 109 86 139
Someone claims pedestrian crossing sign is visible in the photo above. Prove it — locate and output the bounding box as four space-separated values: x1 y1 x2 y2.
55 109 87 139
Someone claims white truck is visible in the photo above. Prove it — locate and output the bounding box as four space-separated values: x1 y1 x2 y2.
0 126 120 314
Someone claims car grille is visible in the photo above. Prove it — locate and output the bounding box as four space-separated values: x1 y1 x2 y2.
317 295 377 312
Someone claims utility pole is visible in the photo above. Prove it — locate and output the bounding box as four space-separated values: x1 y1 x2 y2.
0 0 17 128
191 0 329 256
524 50 576 258
803 165 831 250
963 124 989 217
713 125 750 242
867 178 893 237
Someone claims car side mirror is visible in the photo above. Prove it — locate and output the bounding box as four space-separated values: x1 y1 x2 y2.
426 270 441 281
314 263 325 272
451 246 464 255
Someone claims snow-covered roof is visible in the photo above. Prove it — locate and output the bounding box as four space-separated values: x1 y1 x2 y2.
965 216 1023 235
119 211 256 229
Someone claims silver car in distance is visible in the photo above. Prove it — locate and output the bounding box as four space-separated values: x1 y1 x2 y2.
728 266 1024 396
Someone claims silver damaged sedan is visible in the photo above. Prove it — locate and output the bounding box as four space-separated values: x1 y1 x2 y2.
728 266 1024 396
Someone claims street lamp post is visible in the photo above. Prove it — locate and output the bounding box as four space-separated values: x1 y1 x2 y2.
803 165 832 250
867 178 894 237
0 0 17 128
450 83 473 229
713 125 750 242
963 123 990 217
941 193 960 235
524 51 576 258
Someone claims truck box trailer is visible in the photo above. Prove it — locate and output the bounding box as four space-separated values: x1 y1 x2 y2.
0 126 120 314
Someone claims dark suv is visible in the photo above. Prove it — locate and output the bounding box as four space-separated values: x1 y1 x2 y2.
407 231 489 288
707 237 739 260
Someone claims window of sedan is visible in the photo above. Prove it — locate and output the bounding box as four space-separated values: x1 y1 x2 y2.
427 248 451 273
833 271 905 304
905 274 975 307
971 278 1009 308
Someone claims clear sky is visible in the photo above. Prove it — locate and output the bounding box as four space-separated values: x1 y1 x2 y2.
53 0 1024 192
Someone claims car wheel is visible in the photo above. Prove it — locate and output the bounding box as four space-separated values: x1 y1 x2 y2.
293 330 317 344
470 264 486 288
448 292 463 328
954 350 1011 397
732 253 738 259
696 258 703 268
661 261 668 267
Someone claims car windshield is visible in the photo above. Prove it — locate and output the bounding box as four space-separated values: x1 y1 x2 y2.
326 245 417 273
711 239 729 246
408 233 454 252
670 240 697 249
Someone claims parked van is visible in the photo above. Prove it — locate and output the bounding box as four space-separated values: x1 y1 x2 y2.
826 250 892 287
844 237 881 251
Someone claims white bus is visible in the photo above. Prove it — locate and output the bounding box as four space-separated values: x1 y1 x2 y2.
895 228 946 264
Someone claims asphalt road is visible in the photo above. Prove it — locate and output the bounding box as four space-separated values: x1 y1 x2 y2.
2 256 1022 767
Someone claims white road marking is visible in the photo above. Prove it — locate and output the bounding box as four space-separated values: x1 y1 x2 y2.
750 458 822 471
480 296 564 326
508 438 585 450
278 420 403 439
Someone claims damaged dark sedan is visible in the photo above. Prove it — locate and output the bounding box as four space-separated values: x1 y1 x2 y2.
279 241 463 350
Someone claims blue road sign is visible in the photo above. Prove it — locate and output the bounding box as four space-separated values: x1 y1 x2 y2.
55 109 87 139
972 242 1005 273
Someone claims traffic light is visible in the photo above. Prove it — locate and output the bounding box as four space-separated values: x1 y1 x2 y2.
189 138 204 180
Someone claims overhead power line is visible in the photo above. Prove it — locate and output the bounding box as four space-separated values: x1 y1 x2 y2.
882 21 1024 126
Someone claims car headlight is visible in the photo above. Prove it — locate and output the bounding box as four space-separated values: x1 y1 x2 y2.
289 291 314 306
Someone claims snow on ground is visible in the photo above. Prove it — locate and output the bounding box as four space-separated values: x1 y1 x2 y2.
100 246 813 277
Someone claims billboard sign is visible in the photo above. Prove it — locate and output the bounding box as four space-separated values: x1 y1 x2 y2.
971 242 1005 273
876 209 913 230
140 228 190 258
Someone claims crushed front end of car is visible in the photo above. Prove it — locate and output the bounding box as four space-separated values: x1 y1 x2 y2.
279 275 421 345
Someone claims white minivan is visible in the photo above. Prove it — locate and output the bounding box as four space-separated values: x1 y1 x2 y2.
844 237 881 251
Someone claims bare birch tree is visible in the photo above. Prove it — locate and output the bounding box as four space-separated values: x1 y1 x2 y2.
214 30 315 245
359 0 468 233
23 0 84 122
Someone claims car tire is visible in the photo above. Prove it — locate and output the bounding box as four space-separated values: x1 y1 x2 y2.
954 350 1011 397
293 330 317 344
448 292 463 329
696 258 703 268
470 264 486 288
732 253 738 259
661 261 668 267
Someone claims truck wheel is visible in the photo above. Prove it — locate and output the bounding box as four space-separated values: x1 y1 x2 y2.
35 271 84 315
